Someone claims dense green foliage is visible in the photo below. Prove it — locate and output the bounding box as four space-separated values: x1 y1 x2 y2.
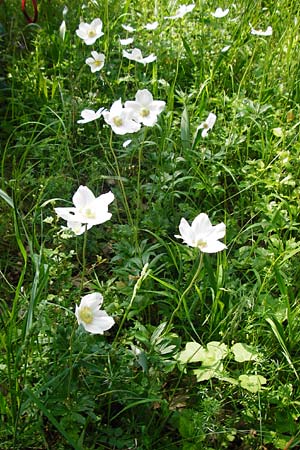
1 0 300 448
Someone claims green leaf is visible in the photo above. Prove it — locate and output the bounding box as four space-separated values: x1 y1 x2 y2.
231 343 259 362
238 374 267 393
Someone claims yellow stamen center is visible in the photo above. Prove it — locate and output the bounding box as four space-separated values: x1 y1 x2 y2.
88 30 96 38
79 306 93 324
140 107 150 117
196 239 207 249
85 208 96 219
113 116 123 127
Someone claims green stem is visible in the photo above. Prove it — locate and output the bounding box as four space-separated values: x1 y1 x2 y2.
109 132 134 228
167 252 204 334
80 225 88 291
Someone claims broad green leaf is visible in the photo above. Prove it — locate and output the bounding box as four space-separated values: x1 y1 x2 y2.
177 341 205 363
231 343 259 362
193 363 223 382
239 374 267 393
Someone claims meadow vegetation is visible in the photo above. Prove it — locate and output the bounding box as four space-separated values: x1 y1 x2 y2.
1 0 300 448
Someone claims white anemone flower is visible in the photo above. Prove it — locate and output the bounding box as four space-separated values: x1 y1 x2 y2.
119 37 134 46
121 24 136 32
122 48 157 65
75 293 114 334
85 51 105 72
165 4 195 19
123 139 132 148
76 18 104 45
175 213 226 253
197 112 217 138
65 221 92 236
125 89 165 127
59 20 66 40
211 7 229 18
144 21 159 30
54 185 114 229
250 25 272 36
102 99 141 135
77 108 104 124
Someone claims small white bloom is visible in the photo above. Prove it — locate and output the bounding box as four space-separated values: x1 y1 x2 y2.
144 21 159 30
123 139 132 148
122 48 157 65
77 108 104 124
54 185 114 229
119 37 134 46
121 24 136 32
125 89 165 127
211 7 229 18
75 293 114 334
197 112 217 138
59 20 66 40
102 99 141 135
65 221 93 236
175 213 226 253
62 5 68 17
221 45 231 52
76 18 104 45
85 51 105 72
250 25 272 36
165 4 195 20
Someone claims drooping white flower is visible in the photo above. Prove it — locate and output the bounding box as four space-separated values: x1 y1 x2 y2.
85 51 105 72
59 20 66 40
125 89 165 127
123 139 132 148
76 18 104 45
144 21 159 30
197 112 217 138
77 108 104 124
54 185 114 230
121 24 136 32
175 213 226 253
165 4 195 20
211 7 229 18
102 99 141 135
64 221 93 236
75 293 114 334
122 48 157 65
119 37 134 46
250 25 272 36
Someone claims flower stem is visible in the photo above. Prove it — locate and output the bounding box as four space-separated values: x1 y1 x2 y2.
80 224 88 291
167 252 204 335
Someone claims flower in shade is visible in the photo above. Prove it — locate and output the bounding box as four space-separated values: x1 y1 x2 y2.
165 4 195 19
75 293 114 334
211 7 229 18
197 112 216 138
122 48 156 65
125 89 165 127
144 21 159 30
54 185 114 233
102 99 141 135
77 108 104 124
76 18 104 45
85 51 105 72
175 213 226 253
250 25 272 36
